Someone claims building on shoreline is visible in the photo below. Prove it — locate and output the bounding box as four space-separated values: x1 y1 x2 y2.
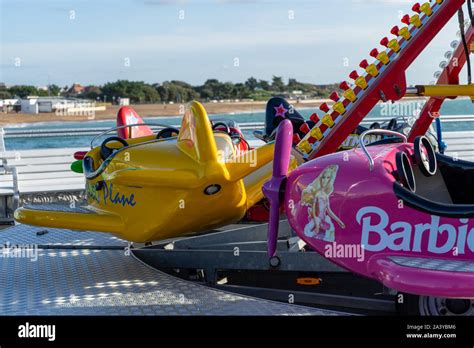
0 99 20 113
0 96 104 115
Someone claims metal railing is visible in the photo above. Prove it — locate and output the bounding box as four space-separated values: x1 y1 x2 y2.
0 115 473 139
0 123 264 138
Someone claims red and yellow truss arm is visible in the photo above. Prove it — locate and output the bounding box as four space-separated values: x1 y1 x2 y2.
295 0 468 160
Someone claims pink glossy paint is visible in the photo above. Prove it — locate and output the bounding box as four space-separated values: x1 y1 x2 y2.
285 143 474 298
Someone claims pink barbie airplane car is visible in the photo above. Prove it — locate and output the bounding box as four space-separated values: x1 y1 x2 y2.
263 0 474 301
264 120 474 299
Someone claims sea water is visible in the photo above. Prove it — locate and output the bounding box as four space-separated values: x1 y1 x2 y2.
3 99 474 150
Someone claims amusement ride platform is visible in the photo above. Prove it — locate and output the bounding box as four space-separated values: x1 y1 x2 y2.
0 223 346 316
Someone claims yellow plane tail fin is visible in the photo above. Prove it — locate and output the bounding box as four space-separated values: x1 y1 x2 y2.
177 101 218 163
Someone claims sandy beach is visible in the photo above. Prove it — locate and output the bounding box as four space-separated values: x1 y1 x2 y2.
0 99 331 126
0 97 427 126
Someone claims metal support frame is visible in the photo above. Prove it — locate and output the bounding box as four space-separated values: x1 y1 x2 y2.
215 284 396 313
132 221 344 281
132 221 396 313
409 25 474 142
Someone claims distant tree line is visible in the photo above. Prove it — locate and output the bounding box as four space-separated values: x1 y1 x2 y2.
1 77 340 104
0 84 62 99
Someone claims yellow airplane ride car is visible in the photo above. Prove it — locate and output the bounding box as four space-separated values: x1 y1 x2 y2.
15 101 295 242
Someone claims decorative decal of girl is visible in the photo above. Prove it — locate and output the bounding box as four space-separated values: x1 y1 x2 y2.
301 165 345 242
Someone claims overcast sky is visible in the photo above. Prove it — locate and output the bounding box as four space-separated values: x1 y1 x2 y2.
0 0 467 87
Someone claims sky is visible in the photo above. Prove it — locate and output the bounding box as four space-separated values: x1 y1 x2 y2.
0 0 468 87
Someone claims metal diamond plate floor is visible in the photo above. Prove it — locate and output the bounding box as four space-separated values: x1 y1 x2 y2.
0 224 344 315
0 223 126 247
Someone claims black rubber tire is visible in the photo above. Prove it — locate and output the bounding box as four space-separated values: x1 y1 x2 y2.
396 292 474 316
